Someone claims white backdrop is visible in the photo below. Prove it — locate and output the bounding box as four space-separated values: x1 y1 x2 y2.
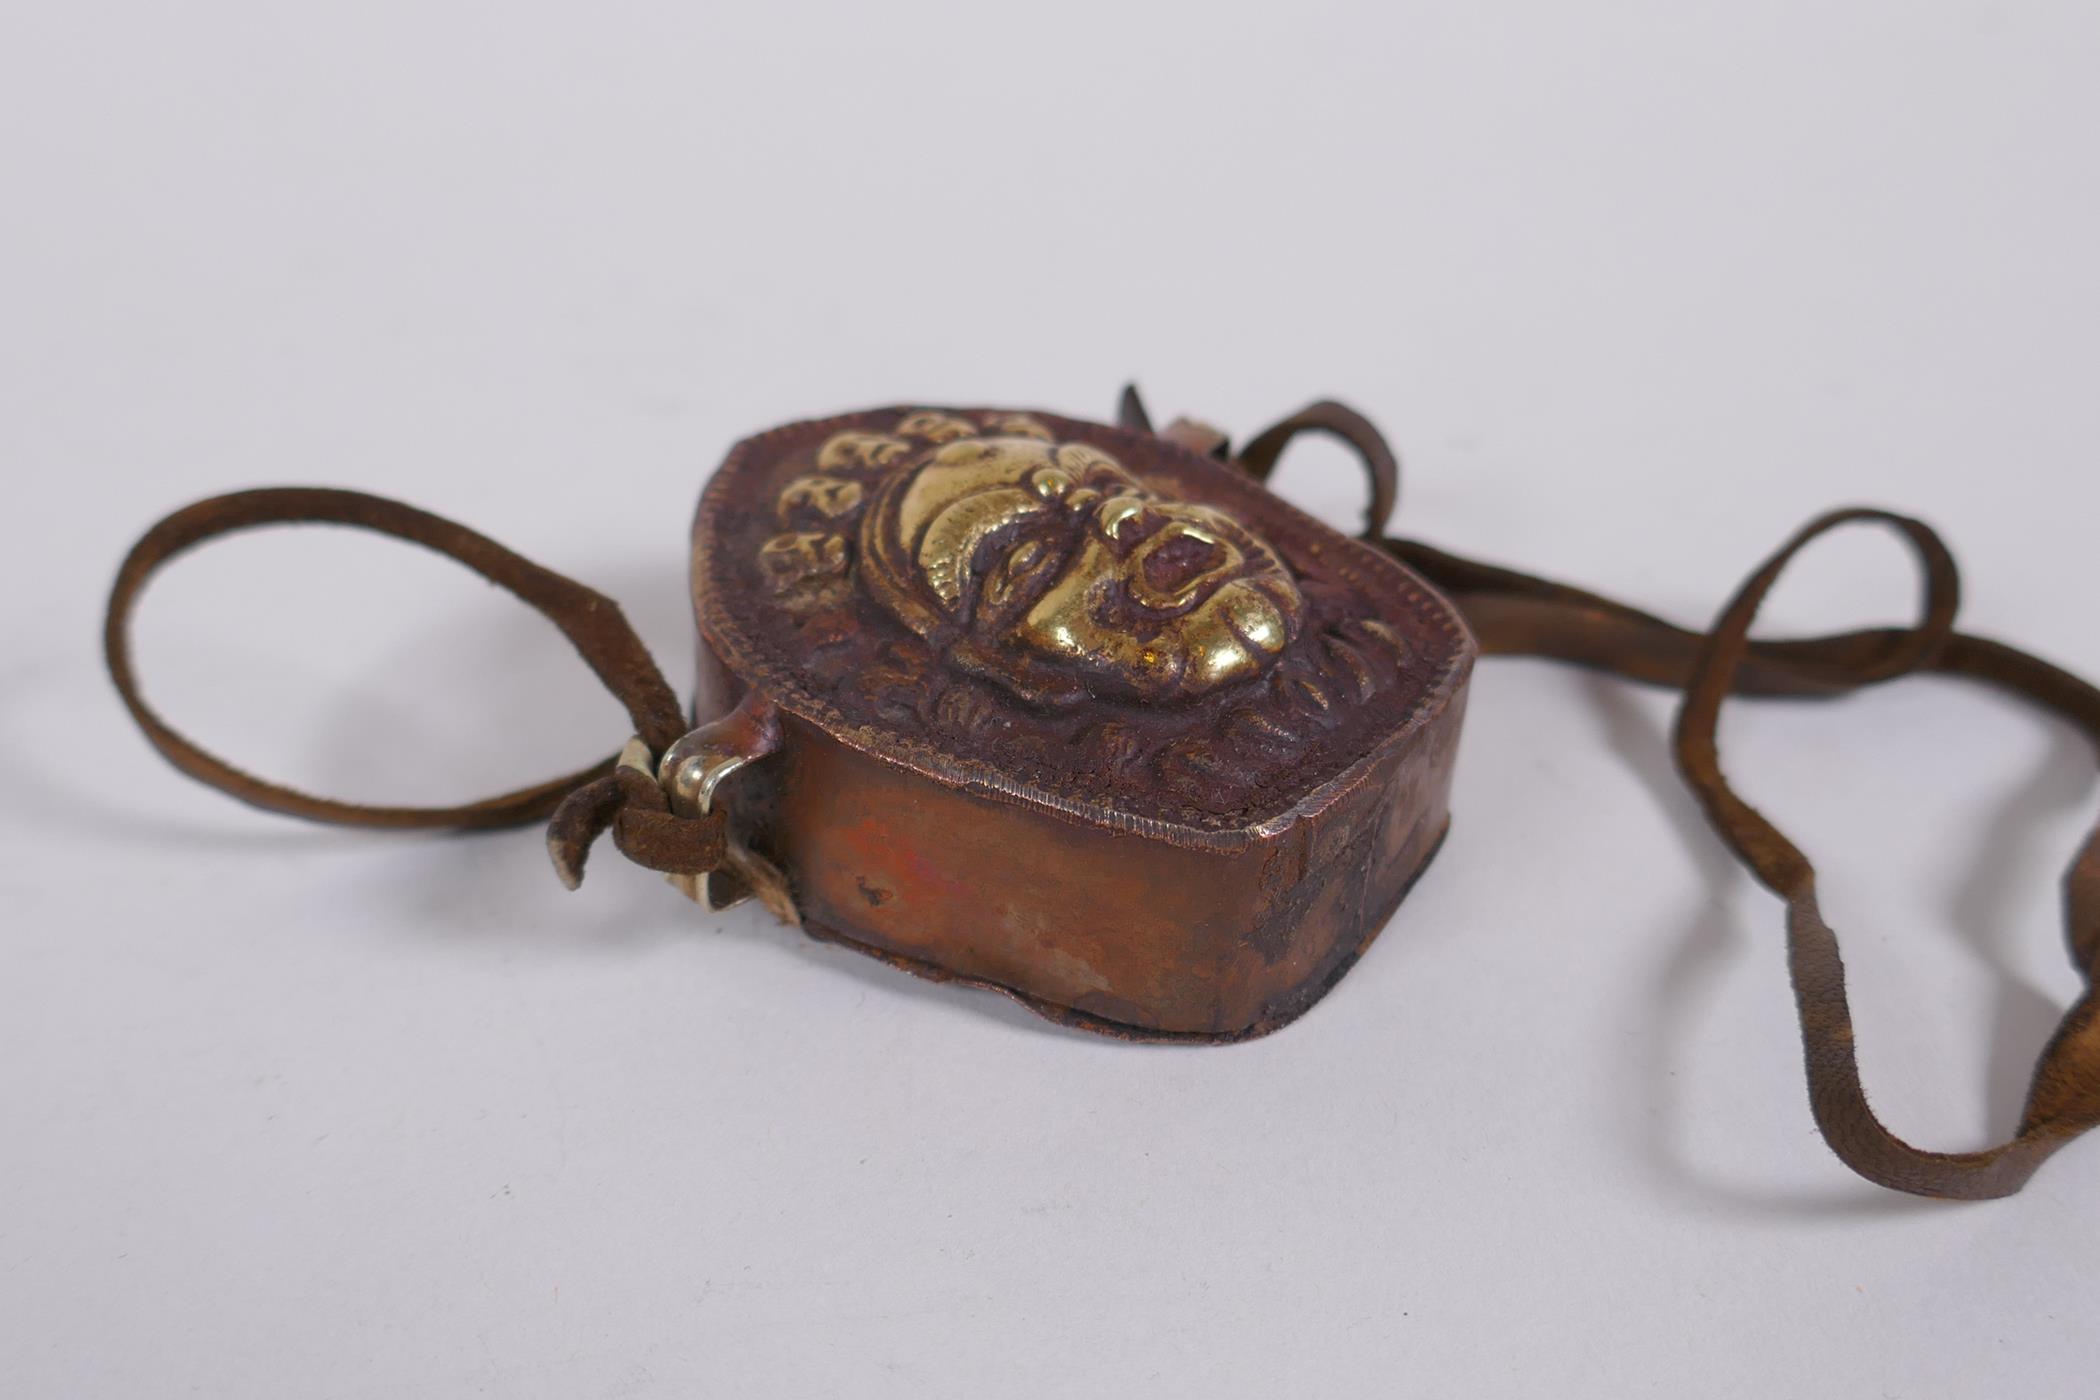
4 3 2097 1396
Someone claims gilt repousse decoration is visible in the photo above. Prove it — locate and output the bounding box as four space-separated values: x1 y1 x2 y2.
721 408 1453 827
767 412 1303 705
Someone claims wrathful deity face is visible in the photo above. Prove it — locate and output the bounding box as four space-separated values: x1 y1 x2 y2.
765 413 1306 707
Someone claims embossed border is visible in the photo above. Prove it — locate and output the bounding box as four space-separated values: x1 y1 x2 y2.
690 407 1477 846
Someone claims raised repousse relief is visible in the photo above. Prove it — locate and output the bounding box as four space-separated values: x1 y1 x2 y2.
747 410 1426 820
770 414 1304 705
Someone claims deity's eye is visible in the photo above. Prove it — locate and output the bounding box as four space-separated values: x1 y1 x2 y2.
981 535 1057 612
1054 442 1136 493
1096 495 1148 542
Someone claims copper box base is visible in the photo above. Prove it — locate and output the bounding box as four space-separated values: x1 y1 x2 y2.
696 668 1467 1041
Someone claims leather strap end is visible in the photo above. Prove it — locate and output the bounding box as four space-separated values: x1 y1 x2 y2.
547 772 629 891
545 758 729 889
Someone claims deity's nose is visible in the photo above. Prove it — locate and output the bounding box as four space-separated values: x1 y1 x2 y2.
1145 528 1223 589
1130 519 1237 609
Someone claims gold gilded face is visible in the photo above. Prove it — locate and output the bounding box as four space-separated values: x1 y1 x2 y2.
839 419 1305 705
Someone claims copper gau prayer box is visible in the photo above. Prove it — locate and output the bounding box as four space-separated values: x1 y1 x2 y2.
682 408 1475 1039
107 386 2100 1196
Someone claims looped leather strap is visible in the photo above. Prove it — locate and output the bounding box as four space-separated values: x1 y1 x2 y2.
1236 399 1401 541
1229 394 2100 1199
105 487 720 881
1676 512 2100 1198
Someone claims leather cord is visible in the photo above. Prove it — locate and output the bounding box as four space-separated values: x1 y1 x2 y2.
104 487 720 882
1225 393 2100 1200
1236 399 1400 544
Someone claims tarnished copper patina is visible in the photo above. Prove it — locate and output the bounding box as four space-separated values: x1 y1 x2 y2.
683 408 1473 1039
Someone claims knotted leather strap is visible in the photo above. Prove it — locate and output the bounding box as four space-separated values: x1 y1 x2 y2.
1215 390 2100 1200
104 487 722 885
